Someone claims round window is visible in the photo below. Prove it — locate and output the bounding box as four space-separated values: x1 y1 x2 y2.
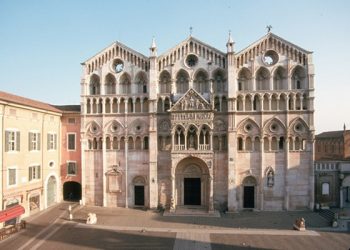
270 123 278 132
262 50 279 66
245 124 252 132
185 54 198 68
113 59 124 73
294 123 302 132
49 161 54 168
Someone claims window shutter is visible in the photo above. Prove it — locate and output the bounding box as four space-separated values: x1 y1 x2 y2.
29 167 32 181
38 133 41 150
16 131 20 151
37 165 41 179
47 133 50 150
28 132 32 151
54 134 57 149
5 131 9 152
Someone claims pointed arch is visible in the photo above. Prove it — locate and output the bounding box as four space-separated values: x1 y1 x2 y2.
263 117 286 135
237 67 252 91
159 70 171 94
291 65 307 89
119 72 131 94
212 68 226 93
135 71 147 94
272 66 287 90
176 69 190 94
90 74 100 95
193 69 209 94
255 67 270 90
105 73 116 95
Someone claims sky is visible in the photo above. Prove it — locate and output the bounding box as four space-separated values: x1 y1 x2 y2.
0 0 349 133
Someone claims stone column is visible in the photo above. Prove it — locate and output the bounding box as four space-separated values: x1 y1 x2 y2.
125 138 129 208
170 174 175 212
260 138 264 210
340 187 344 209
124 99 128 114
284 137 290 210
209 174 214 213
102 137 107 207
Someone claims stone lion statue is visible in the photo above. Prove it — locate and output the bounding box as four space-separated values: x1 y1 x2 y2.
86 213 97 225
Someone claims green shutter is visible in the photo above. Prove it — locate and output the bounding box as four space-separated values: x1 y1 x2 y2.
37 165 41 179
16 131 20 151
5 131 9 152
38 133 41 150
29 167 32 181
54 134 57 149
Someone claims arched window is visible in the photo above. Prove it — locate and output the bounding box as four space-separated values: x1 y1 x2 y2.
256 67 270 90
135 72 147 94
194 71 209 94
273 67 287 90
159 71 171 93
119 73 131 94
246 137 252 151
176 70 189 94
143 136 149 150
90 75 100 95
237 68 252 91
238 137 243 151
105 74 116 94
279 137 284 150
292 66 307 89
213 70 226 93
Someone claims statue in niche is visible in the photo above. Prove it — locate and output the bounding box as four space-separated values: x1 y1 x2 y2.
267 170 274 187
189 96 195 109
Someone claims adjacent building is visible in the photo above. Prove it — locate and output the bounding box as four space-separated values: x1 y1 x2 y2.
55 105 82 201
80 32 315 212
0 91 62 227
314 126 350 208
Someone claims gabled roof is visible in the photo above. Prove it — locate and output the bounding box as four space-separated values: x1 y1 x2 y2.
54 105 81 113
0 91 62 114
236 32 312 57
159 35 225 59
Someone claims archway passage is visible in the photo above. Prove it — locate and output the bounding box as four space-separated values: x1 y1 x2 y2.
175 157 210 208
184 178 201 205
63 181 82 201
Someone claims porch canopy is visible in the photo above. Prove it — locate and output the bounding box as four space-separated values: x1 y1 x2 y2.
0 205 25 223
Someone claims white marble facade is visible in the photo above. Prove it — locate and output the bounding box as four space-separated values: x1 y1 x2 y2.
80 32 315 212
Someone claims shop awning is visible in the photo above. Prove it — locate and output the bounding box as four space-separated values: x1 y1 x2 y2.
0 205 25 223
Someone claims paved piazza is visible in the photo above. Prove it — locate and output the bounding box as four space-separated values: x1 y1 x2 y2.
0 202 349 250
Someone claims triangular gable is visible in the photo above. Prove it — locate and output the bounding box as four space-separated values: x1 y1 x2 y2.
170 88 212 112
82 40 148 65
236 32 312 57
158 36 225 62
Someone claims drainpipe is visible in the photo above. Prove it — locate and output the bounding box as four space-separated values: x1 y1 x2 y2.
42 113 45 209
1 103 8 212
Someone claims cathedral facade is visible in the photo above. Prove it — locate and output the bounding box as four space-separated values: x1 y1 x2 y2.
80 32 315 212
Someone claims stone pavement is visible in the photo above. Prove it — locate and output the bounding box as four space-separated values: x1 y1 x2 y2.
0 202 349 250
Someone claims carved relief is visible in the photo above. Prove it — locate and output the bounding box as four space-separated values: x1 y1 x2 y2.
106 165 123 193
171 89 211 111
